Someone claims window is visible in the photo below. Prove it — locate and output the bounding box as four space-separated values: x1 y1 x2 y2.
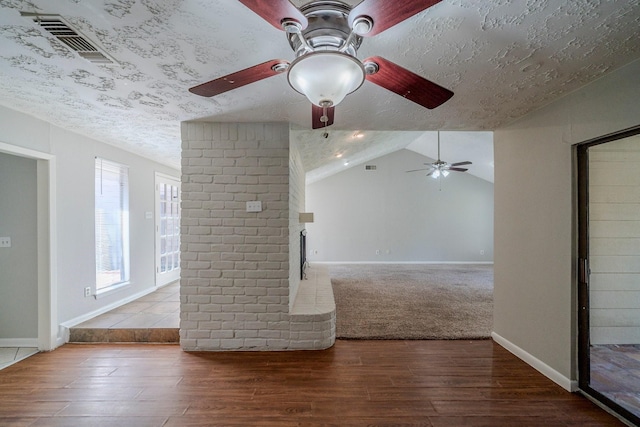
95 158 129 292
155 173 181 286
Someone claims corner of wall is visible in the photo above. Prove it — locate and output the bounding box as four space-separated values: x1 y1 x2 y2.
180 121 334 351
289 141 305 310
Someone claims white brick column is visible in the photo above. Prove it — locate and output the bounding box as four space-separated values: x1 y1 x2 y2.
180 121 334 351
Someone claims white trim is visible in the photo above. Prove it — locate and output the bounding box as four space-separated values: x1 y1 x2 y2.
312 261 494 265
155 171 180 181
95 281 131 299
0 142 57 352
38 158 58 351
0 338 38 347
492 332 578 392
0 142 54 160
155 172 181 287
59 284 159 330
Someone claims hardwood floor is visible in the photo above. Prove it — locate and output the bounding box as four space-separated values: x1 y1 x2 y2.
0 340 627 426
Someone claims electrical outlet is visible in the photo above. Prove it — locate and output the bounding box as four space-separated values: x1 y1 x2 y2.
0 237 11 247
84 287 91 297
480 249 485 255
375 249 380 255
246 201 262 212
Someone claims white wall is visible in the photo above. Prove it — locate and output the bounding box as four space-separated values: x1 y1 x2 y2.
180 122 334 351
306 149 494 262
0 105 179 341
494 58 640 387
288 141 305 308
0 153 38 340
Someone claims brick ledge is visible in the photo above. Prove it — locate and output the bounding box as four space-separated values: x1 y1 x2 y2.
290 264 335 320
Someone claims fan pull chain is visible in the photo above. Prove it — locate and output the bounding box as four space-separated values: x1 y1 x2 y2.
320 101 331 138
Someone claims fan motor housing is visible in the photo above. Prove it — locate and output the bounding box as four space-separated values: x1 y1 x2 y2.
287 1 362 57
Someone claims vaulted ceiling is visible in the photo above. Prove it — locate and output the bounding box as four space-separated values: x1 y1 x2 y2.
1 0 639 178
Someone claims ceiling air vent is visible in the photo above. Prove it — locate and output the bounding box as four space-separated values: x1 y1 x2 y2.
24 13 116 64
365 165 377 171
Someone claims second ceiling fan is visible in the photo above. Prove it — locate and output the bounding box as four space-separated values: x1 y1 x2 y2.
406 132 472 178
189 0 454 130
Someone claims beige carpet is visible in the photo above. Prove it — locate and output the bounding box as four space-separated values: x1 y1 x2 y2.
328 263 493 340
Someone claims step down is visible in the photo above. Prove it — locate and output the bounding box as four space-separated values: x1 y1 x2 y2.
69 328 179 343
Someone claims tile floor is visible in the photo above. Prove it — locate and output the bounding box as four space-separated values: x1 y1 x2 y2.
590 344 640 419
0 347 38 370
69 281 179 343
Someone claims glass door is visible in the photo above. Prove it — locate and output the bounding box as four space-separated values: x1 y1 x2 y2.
155 173 181 287
577 126 640 425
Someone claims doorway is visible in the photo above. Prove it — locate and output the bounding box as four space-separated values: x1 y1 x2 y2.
0 142 56 351
577 125 640 425
155 173 181 287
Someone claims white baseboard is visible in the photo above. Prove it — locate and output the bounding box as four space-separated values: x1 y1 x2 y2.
312 261 494 265
492 332 578 392
59 285 161 331
0 338 38 347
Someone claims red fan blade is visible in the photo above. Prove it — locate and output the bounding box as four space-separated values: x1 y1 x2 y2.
450 161 472 167
364 56 453 109
311 104 335 129
349 0 441 37
238 0 307 31
448 167 468 172
189 59 289 97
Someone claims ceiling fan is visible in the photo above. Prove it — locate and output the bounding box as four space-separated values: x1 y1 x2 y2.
188 0 453 130
406 132 472 179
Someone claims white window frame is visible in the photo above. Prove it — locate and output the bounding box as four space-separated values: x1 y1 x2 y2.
95 157 130 295
155 172 181 287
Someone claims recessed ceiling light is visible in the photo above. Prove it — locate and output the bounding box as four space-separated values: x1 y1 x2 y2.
336 153 343 158
353 132 364 139
344 160 350 166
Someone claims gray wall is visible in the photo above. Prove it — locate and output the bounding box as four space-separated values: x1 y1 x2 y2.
494 58 640 382
0 104 179 341
50 125 179 322
0 153 38 339
305 149 494 262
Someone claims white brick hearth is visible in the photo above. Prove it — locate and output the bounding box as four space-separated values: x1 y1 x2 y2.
180 121 335 351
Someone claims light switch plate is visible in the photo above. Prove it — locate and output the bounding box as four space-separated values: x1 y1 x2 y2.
0 237 11 248
246 201 262 212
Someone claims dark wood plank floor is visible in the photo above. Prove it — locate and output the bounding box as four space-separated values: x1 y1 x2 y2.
0 340 626 426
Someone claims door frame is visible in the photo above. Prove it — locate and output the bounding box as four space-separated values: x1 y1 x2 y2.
576 124 640 425
154 172 181 287
0 142 57 351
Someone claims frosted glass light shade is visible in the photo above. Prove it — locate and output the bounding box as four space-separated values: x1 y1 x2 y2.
287 52 365 107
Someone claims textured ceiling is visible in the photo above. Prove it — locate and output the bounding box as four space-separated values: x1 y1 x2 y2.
293 130 494 183
0 0 639 175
